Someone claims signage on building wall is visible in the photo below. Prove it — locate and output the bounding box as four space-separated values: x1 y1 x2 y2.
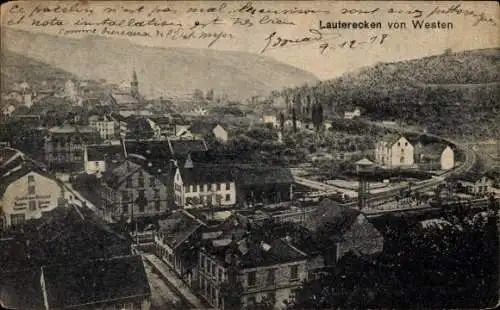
13 201 27 209
15 195 51 201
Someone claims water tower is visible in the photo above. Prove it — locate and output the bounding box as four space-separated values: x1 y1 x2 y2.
355 158 375 209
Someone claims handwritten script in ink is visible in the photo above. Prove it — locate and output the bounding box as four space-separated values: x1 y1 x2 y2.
3 1 497 53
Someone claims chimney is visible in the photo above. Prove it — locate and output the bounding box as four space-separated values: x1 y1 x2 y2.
184 153 194 169
83 144 89 165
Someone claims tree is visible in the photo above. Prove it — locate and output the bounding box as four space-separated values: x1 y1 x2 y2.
292 107 297 132
312 103 324 131
279 112 285 131
193 89 204 101
206 88 215 101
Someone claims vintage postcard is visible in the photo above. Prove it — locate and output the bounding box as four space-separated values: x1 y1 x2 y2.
0 1 499 309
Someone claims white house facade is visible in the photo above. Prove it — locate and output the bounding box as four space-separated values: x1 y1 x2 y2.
262 115 279 128
89 115 116 140
212 124 228 142
344 108 361 119
1 171 65 228
440 146 454 170
375 135 414 167
173 165 236 208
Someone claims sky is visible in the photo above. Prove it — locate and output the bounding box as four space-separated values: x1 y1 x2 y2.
1 1 499 79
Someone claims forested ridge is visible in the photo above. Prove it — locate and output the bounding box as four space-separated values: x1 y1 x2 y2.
271 48 500 141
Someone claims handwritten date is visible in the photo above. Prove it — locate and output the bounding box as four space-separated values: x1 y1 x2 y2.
319 34 389 54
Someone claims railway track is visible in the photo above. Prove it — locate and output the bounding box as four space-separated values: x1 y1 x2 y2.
295 130 479 211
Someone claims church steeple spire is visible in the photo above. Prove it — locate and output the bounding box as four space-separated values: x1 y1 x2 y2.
131 69 139 98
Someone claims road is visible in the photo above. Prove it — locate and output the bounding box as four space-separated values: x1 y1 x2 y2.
143 258 182 310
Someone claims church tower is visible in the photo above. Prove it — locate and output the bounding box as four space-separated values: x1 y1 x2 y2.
131 69 139 98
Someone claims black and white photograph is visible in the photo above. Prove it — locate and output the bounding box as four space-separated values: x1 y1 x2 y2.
0 1 499 309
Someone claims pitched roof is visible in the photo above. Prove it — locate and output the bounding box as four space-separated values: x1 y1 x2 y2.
189 122 221 135
49 124 96 134
123 140 177 178
379 133 405 146
86 144 125 161
0 268 44 310
125 140 173 160
205 237 307 269
158 210 205 249
0 157 55 198
302 199 384 256
102 160 142 189
419 218 456 230
302 198 361 233
422 143 450 159
338 214 384 256
24 204 131 261
88 114 113 122
83 98 102 106
179 164 235 185
42 255 150 308
0 147 24 170
232 165 294 186
242 238 307 268
110 112 128 123
110 93 139 105
355 158 374 166
168 138 208 156
148 116 173 126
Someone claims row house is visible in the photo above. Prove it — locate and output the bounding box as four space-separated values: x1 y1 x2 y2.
173 156 236 208
154 209 207 286
98 160 169 222
375 134 414 168
447 173 494 196
124 139 208 208
43 124 99 171
83 143 125 175
198 236 308 309
152 211 335 310
88 114 117 140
